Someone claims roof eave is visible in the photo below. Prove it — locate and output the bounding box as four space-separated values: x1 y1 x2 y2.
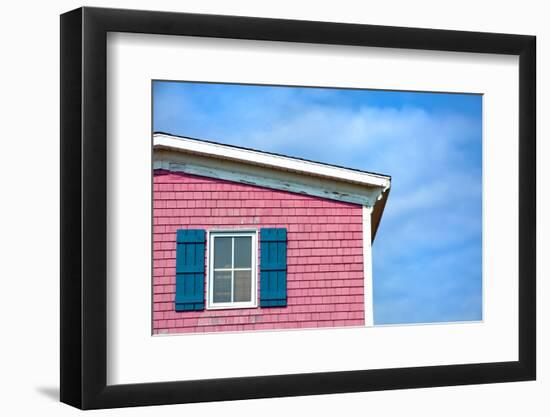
153 133 391 191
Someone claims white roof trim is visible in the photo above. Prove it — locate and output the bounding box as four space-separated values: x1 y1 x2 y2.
153 133 391 191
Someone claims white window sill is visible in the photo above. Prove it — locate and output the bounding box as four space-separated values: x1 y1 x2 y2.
206 303 258 310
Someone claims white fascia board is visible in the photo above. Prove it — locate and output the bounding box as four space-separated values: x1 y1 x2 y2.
154 133 391 191
154 150 384 207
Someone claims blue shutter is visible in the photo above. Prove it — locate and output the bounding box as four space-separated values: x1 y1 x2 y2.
174 229 205 311
260 228 287 307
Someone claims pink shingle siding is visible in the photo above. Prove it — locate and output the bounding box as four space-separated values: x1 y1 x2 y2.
153 169 365 334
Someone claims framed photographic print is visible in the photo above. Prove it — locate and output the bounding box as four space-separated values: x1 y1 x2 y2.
60 6 536 410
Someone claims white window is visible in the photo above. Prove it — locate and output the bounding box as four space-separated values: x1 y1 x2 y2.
207 230 257 309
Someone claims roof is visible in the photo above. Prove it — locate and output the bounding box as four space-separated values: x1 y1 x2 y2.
154 132 391 189
153 132 391 241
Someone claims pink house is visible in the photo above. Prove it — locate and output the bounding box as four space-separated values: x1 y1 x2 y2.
153 133 391 335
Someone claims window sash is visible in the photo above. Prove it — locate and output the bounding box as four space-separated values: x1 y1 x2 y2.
208 231 257 309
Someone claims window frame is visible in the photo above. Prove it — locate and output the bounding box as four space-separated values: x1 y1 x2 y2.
206 229 258 310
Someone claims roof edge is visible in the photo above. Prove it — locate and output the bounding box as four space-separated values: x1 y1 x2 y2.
153 132 391 191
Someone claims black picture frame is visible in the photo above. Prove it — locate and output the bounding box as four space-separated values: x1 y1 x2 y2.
60 6 536 410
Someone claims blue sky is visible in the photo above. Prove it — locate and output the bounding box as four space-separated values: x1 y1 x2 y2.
153 81 483 325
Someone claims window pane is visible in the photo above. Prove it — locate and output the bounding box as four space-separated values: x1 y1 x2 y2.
234 270 252 302
234 236 252 268
213 271 232 303
214 237 232 268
